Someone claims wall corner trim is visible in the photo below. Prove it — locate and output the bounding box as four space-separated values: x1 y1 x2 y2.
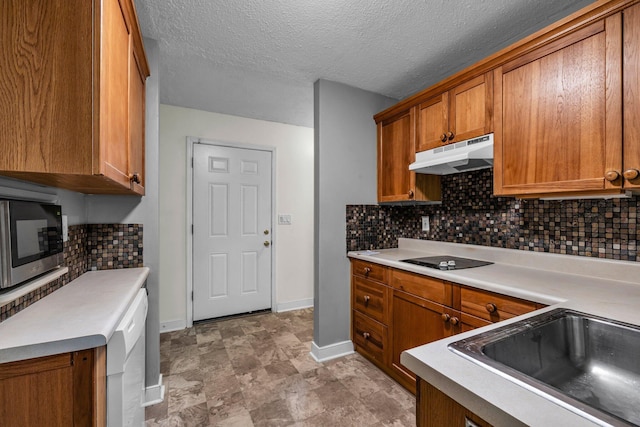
310 340 354 363
143 374 165 407
160 319 186 333
276 298 313 313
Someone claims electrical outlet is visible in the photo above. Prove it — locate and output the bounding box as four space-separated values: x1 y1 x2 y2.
421 216 430 232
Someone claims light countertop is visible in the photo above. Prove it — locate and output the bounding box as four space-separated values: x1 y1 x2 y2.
348 239 640 427
0 267 150 364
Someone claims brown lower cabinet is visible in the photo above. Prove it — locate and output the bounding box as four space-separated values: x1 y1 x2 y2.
350 259 542 394
390 290 456 390
0 347 106 426
417 378 492 427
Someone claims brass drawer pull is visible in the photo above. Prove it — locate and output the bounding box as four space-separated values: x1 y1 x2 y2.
363 267 371 276
623 169 640 180
363 295 370 306
605 170 620 181
363 332 371 340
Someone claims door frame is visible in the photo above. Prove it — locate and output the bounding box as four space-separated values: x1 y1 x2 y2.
186 136 277 328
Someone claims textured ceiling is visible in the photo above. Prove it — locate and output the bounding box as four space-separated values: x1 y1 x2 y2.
135 0 595 127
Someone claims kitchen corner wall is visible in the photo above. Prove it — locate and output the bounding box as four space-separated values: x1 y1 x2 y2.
347 169 639 262
313 79 397 355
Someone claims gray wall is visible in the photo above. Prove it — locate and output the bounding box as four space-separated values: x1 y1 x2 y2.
313 79 396 348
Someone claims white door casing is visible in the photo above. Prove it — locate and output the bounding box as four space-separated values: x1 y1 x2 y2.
192 143 273 320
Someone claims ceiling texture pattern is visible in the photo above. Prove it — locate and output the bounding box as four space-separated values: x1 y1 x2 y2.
135 0 595 127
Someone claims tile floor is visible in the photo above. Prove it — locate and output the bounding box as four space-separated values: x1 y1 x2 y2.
145 308 416 426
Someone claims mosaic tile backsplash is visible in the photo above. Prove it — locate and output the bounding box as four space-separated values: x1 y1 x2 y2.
347 169 639 262
0 224 143 322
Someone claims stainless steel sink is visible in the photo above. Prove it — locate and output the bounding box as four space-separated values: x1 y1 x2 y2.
449 308 640 426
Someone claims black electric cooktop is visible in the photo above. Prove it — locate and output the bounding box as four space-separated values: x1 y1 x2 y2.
400 255 493 270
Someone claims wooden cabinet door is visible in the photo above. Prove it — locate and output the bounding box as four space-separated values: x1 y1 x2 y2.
377 109 416 202
98 0 133 189
129 43 146 195
417 379 493 427
0 348 105 427
449 73 493 143
494 17 623 197
416 73 492 153
0 0 93 176
391 290 455 388
416 93 448 152
623 3 640 190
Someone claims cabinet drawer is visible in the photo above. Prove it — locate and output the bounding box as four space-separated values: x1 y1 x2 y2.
353 311 387 365
460 287 537 323
353 276 389 324
391 270 452 306
352 259 388 283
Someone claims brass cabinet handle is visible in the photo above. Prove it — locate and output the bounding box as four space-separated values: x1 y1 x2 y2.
441 313 451 323
440 133 447 142
363 267 371 276
486 303 497 313
623 169 640 180
450 317 459 326
605 170 620 182
363 332 371 340
446 131 455 141
363 295 371 305
408 189 414 199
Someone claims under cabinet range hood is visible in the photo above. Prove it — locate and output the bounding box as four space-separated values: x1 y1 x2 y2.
410 134 494 175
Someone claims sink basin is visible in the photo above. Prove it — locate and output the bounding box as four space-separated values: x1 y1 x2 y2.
449 308 640 426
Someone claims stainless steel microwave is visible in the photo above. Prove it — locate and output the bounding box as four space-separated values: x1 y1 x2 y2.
0 200 64 290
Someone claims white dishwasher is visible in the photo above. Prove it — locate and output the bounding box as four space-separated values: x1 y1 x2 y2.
107 288 148 427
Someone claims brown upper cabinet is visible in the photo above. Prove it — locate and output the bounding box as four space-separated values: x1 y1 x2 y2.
0 0 149 195
493 12 630 197
622 3 640 192
376 0 640 200
377 109 441 203
416 73 493 153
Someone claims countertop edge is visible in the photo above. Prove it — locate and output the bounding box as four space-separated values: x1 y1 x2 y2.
0 267 150 364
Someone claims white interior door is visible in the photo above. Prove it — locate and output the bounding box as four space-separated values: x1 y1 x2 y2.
193 143 272 321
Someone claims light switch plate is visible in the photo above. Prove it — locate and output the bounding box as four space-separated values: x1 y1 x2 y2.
421 216 430 232
278 214 292 225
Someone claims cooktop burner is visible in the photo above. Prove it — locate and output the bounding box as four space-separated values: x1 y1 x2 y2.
400 255 493 270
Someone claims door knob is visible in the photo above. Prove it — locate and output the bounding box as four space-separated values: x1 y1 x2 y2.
264 241 271 247
264 229 270 235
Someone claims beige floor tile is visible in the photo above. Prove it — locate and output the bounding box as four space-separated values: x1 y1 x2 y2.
147 309 415 426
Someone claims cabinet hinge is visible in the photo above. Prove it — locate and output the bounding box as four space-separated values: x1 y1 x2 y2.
191 291 194 301
191 157 194 168
191 224 194 234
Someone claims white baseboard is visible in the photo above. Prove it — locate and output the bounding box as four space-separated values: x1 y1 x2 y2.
160 319 186 333
276 298 314 313
310 340 354 363
143 374 165 407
